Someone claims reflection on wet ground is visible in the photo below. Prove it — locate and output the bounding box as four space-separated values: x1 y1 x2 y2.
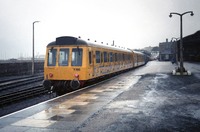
1 61 200 131
78 73 200 132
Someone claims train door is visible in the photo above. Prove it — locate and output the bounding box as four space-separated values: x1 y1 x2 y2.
109 52 114 73
95 50 101 77
103 51 109 75
88 47 94 79
100 51 104 74
134 53 138 67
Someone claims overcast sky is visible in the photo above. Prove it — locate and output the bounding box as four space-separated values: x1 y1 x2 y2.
0 0 199 59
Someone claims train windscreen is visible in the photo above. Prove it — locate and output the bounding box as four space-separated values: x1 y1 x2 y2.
48 49 57 66
72 48 83 66
59 48 69 66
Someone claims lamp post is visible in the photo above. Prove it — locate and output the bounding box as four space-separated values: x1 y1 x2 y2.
171 37 179 65
32 21 40 75
169 11 194 75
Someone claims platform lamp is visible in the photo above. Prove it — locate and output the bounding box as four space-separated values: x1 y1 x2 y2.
169 11 194 75
171 37 179 65
32 21 40 75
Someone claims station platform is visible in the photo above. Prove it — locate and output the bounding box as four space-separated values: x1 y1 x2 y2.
0 61 200 131
0 69 140 132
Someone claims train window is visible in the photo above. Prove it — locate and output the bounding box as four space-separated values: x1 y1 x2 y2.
125 54 128 61
101 52 103 63
48 49 57 66
123 54 125 61
89 52 92 64
72 48 83 66
96 51 100 63
128 55 130 61
110 52 113 62
104 52 108 62
115 53 118 62
108 53 110 62
118 53 121 61
59 49 69 66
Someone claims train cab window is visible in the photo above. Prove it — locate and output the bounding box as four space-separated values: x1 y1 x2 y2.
110 52 113 62
59 49 69 66
72 48 83 66
104 52 108 62
96 51 100 63
89 52 92 64
48 49 57 66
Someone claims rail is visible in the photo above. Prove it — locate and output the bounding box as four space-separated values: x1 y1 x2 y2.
0 76 43 91
0 85 48 105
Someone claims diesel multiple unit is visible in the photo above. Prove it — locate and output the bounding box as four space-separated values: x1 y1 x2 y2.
43 36 147 95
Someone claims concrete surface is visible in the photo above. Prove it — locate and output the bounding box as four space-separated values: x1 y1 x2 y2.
76 61 200 132
77 73 200 131
0 61 200 132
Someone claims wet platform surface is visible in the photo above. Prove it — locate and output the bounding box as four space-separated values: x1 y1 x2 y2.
0 70 141 131
0 61 200 131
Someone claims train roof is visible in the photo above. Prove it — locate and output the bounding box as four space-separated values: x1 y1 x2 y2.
48 36 87 46
126 48 144 55
47 36 132 52
132 50 145 55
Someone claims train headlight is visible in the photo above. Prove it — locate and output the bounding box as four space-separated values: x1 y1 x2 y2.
74 73 79 78
49 73 53 78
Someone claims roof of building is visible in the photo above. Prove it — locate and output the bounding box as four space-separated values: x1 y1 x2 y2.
182 30 200 44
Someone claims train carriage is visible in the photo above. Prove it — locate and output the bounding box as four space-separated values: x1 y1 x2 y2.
132 51 146 67
43 36 135 95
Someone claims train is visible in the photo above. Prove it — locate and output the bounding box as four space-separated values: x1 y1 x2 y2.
43 36 148 95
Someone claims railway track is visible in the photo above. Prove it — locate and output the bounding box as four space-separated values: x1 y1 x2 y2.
0 85 48 105
0 74 47 106
0 76 43 91
0 73 43 84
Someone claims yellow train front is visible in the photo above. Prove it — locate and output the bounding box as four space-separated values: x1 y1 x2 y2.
43 36 139 95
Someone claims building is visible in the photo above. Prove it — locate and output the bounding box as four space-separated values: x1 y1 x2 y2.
151 46 159 60
158 30 200 62
180 30 200 61
159 39 175 61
